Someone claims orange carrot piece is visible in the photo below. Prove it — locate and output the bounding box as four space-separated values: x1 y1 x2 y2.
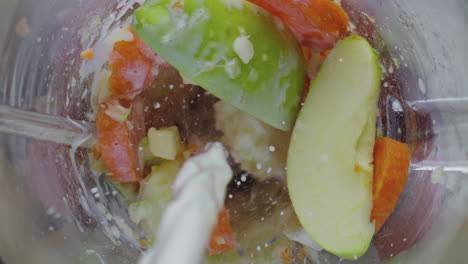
319 49 330 57
371 137 411 232
281 246 293 264
247 0 349 51
109 31 158 96
96 97 145 183
80 48 95 60
91 145 102 160
208 207 236 255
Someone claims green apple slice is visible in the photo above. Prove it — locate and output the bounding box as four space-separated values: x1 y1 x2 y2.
133 0 305 131
287 35 381 259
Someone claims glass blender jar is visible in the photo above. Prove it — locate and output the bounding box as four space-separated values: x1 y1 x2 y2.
0 0 467 263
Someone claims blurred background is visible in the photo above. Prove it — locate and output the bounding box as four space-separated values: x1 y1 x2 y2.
1 2 19 264
0 0 18 49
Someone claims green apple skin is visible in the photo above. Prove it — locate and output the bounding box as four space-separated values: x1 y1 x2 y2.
133 0 305 131
287 35 382 260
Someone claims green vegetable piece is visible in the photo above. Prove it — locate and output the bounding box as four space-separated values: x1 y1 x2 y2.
133 0 305 130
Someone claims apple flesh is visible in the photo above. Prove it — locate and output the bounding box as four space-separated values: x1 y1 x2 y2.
287 35 382 259
133 0 305 131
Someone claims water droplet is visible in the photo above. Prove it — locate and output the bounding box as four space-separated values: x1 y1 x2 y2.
111 226 121 239
418 78 426 94
46 207 56 215
269 145 276 152
318 155 329 163
240 174 247 182
106 214 113 221
339 58 344 63
154 102 161 109
256 163 263 170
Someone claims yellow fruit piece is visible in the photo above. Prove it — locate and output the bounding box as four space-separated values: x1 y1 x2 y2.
148 126 182 160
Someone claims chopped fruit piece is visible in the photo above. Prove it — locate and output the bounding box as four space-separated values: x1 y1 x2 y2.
297 247 307 261
147 126 182 160
137 238 149 248
140 160 183 241
93 70 112 107
281 246 293 264
371 137 411 232
287 35 382 259
134 0 305 131
139 137 158 166
128 200 153 225
247 0 349 51
80 48 95 60
109 31 159 96
96 97 145 183
208 207 236 256
88 151 106 174
105 104 132 123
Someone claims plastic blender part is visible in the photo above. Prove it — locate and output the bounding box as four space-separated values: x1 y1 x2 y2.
0 104 96 148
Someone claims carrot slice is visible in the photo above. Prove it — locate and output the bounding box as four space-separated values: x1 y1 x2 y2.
247 0 349 51
371 137 411 232
208 207 236 255
109 31 159 96
96 97 145 183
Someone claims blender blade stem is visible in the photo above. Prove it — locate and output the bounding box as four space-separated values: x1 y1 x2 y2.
0 104 96 148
